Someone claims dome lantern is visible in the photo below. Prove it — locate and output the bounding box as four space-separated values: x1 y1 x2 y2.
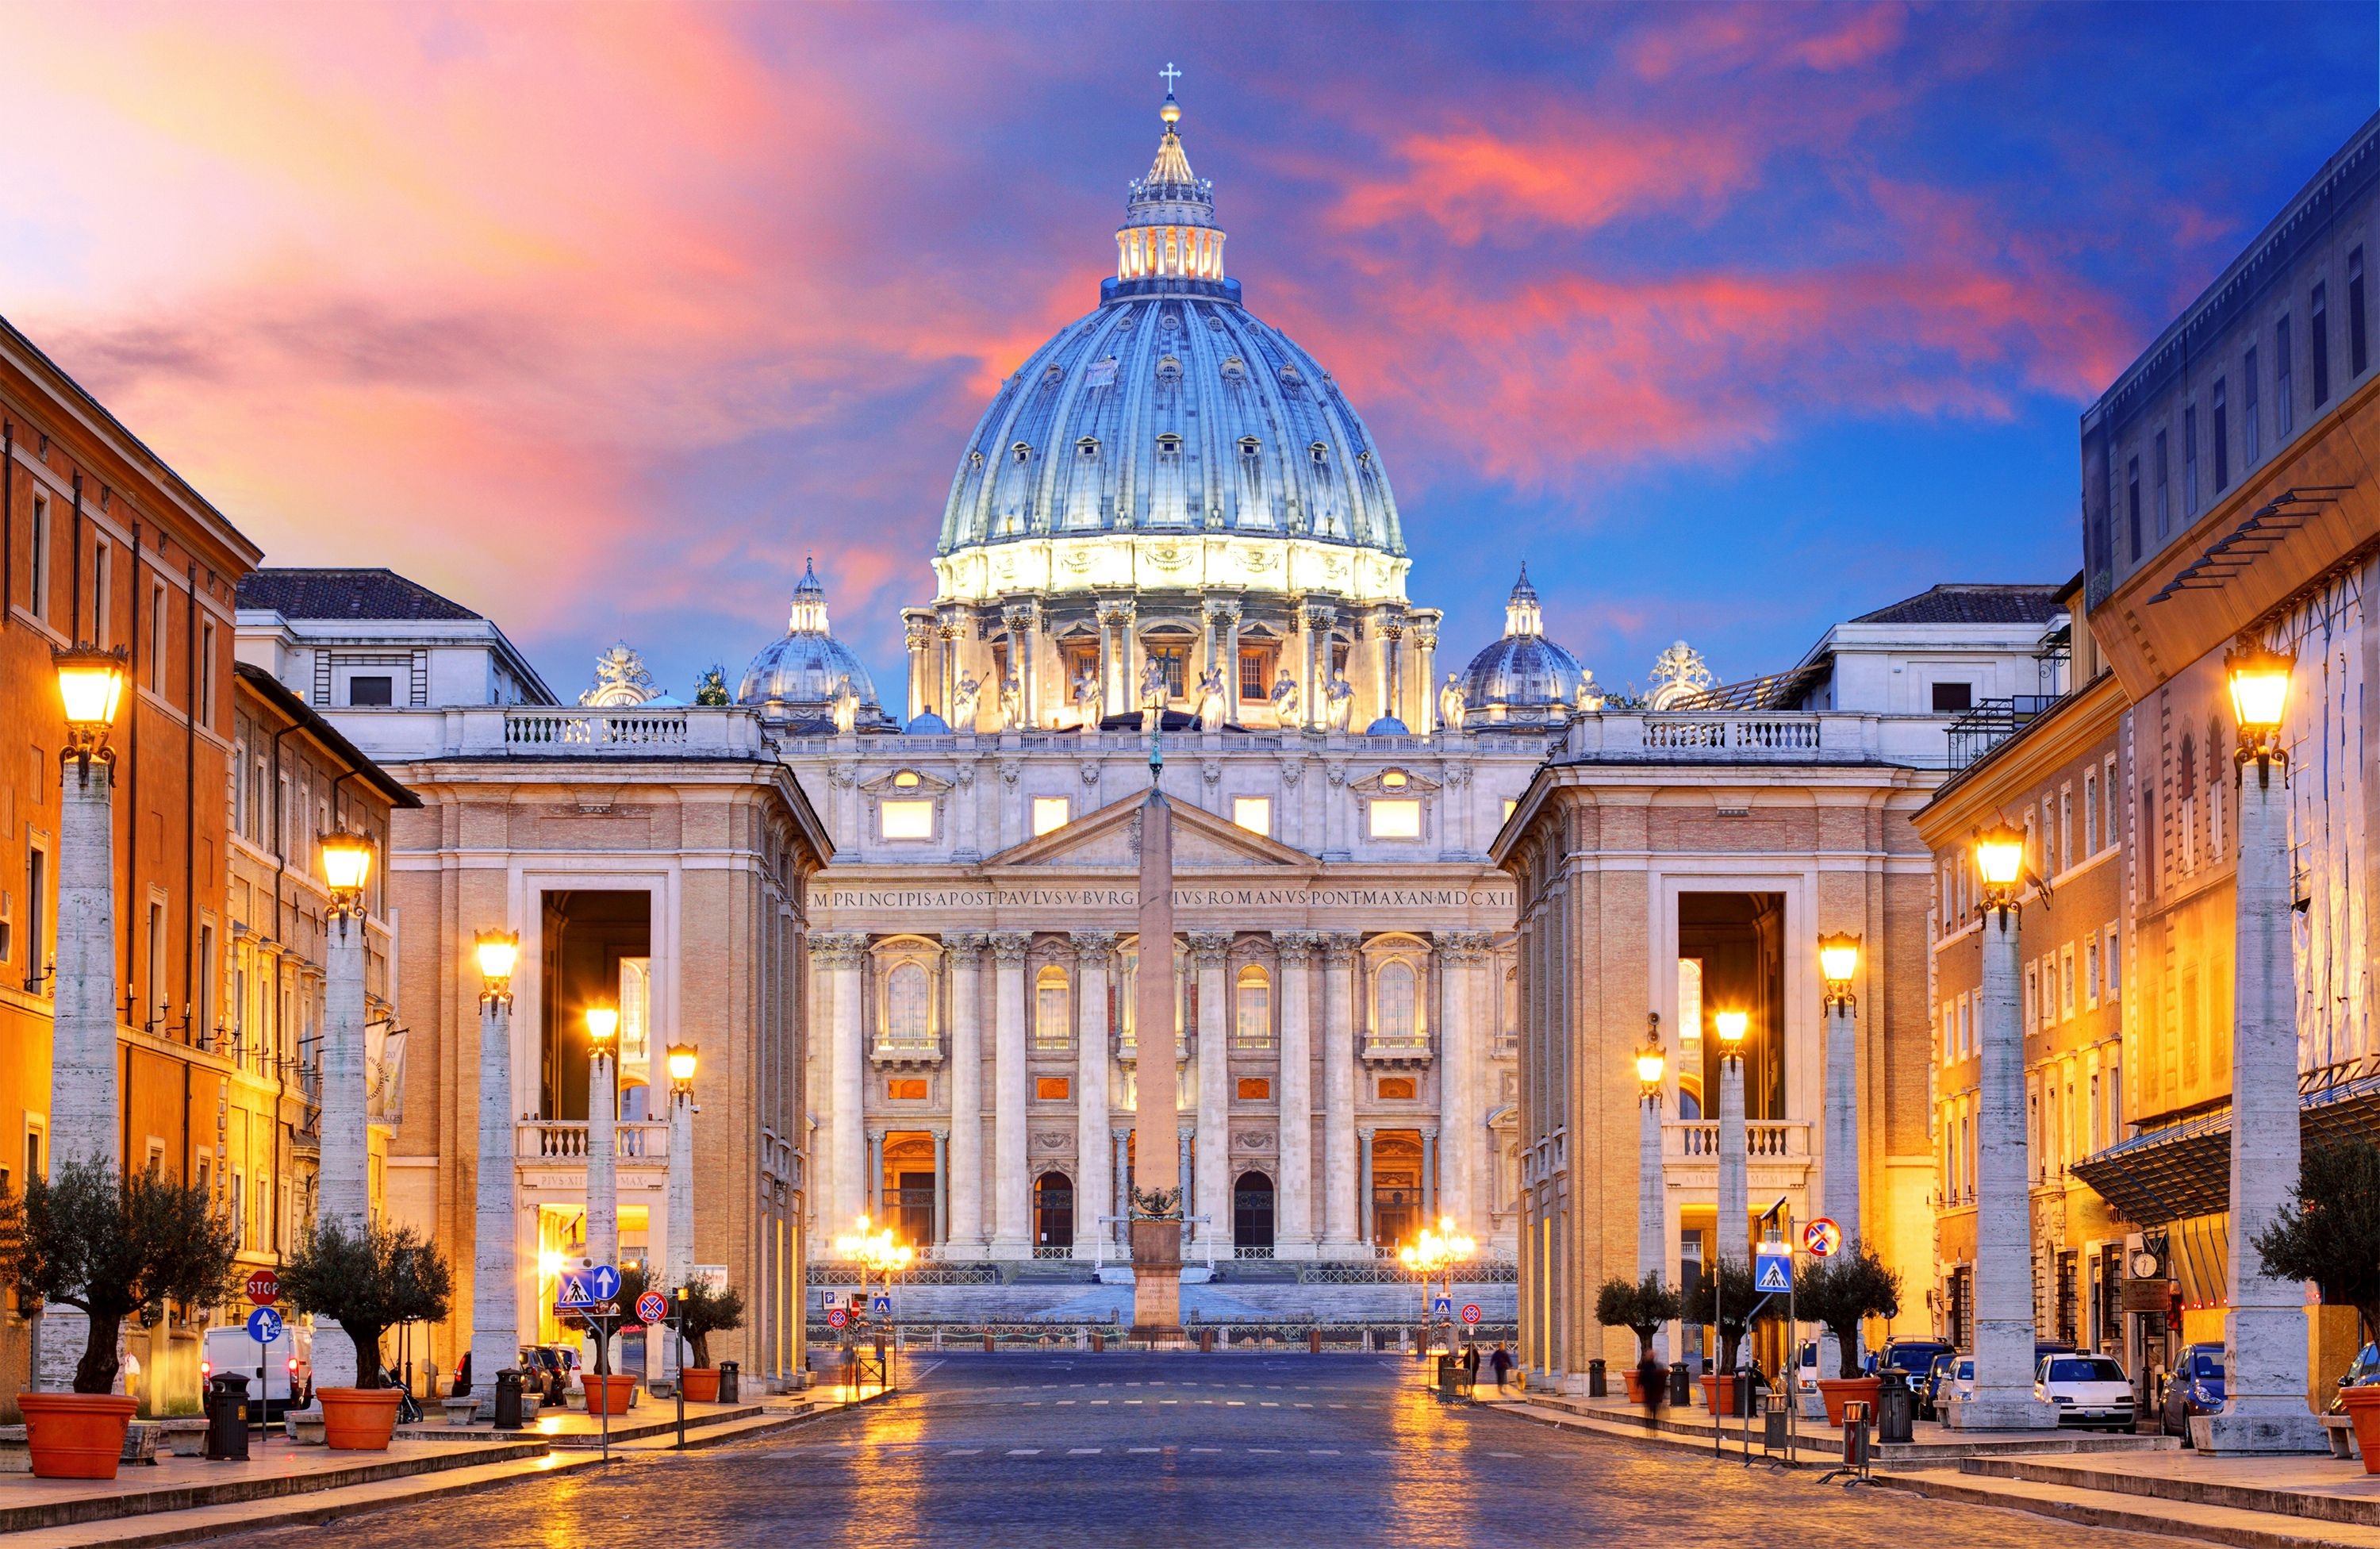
736 559 892 731
1115 69 1226 292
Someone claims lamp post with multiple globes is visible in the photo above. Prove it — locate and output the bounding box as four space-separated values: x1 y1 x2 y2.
1399 1215 1476 1364
2200 643 2324 1451
834 1214 913 1392
470 931 521 1416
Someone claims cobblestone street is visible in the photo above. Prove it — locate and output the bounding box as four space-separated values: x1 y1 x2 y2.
205 1354 2177 1548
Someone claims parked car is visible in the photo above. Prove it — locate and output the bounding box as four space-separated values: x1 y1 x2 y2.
519 1343 581 1404
1919 1351 1958 1420
1942 1355 1976 1409
2036 1352 2136 1430
2160 1343 2225 1439
1869 1338 1953 1391
1793 1340 1820 1409
200 1324 313 1420
2327 1343 2380 1415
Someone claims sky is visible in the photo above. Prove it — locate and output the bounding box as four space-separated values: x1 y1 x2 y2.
1 2 2374 705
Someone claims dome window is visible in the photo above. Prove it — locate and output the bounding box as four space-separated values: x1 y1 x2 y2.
1155 432 1183 453
1279 365 1303 386
1309 442 1330 465
1011 442 1033 465
1238 436 1261 457
1220 356 1245 379
1157 355 1183 379
1042 364 1064 386
1077 436 1100 459
969 450 985 470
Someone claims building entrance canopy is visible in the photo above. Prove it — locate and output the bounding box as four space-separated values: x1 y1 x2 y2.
2071 1063 2380 1226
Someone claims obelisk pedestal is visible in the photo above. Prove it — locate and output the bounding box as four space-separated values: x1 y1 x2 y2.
1130 778 1184 1344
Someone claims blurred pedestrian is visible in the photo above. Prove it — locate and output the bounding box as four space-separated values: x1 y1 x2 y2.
1637 1349 1667 1419
1461 1342 1481 1397
1489 1343 1514 1393
452 1349 473 1399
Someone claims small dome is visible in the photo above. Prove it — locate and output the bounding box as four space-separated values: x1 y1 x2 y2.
1461 564 1589 726
905 709 951 735
737 559 894 730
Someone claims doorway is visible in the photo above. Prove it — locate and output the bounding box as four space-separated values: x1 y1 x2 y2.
1234 1172 1276 1251
1034 1172 1075 1251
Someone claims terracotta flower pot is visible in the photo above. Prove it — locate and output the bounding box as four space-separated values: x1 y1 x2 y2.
2340 1385 2380 1474
678 1367 721 1403
1699 1374 1739 1416
317 1387 403 1451
1818 1375 1883 1426
1622 1366 1645 1402
18 1393 137 1479
583 1374 639 1416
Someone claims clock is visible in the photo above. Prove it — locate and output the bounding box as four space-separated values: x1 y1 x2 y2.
2130 1249 2162 1280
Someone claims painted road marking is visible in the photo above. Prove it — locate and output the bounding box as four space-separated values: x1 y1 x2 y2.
946 1449 981 1457
1068 1447 1102 1455
1008 1448 1041 1456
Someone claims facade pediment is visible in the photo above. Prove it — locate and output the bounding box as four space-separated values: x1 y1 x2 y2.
983 790 1313 871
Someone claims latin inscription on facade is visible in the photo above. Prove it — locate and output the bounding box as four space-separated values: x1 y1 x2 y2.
809 883 1516 914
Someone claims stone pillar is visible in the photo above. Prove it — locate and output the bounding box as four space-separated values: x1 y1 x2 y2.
1099 600 1134 721
308 906 372 1393
1717 1045 1747 1274
989 932 1032 1256
1420 1127 1438 1219
1822 999 1861 1252
818 933 868 1232
1411 614 1440 733
1638 1078 1666 1364
1072 932 1115 1254
1320 933 1362 1255
1357 1127 1376 1248
1113 1128 1131 1249
588 1043 618 1270
1178 1130 1195 1245
903 611 933 723
472 993 521 1409
943 932 988 1253
866 1129 884 1224
938 618 962 725
1190 932 1231 1252
1276 933 1318 1255
1377 613 1404 728
2201 759 2325 1451
1945 905 2056 1429
1436 933 1476 1232
930 1128 948 1247
50 756 117 1168
1303 601 1337 731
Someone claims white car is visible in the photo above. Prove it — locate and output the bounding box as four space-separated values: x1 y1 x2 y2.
2036 1352 2136 1429
1943 1355 1976 1409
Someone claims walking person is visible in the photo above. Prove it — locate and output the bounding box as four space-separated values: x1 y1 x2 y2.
1636 1348 1667 1421
1461 1342 1481 1397
451 1348 473 1401
1488 1342 1514 1394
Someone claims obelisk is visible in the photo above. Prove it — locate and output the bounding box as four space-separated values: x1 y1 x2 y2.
1130 736 1184 1343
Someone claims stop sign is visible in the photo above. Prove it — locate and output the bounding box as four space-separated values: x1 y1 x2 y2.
245 1269 280 1306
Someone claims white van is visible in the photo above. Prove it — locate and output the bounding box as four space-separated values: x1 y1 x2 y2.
201 1323 313 1418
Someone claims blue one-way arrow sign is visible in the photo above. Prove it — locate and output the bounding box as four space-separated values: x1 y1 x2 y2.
1754 1246 1792 1295
247 1305 283 1343
589 1264 621 1301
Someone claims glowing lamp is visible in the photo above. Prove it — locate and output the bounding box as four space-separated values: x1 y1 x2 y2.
1973 823 2026 890
1714 1009 1749 1048
475 930 520 995
1636 1044 1666 1088
667 1043 698 1093
584 1005 620 1051
2226 640 2292 769
318 829 374 916
1818 933 1860 986
53 642 127 755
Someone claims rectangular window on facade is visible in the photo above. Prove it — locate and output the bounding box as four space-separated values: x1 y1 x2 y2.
198 923 216 1040
1035 1076 1069 1101
1236 1077 1270 1100
91 540 109 648
2083 771 2098 853
2313 282 2331 405
2024 963 2039 1031
1377 1075 1417 1100
231 1168 246 1249
1368 798 1422 839
2060 944 2077 1019
148 582 167 690
879 799 934 840
1962 994 1974 1058
2211 379 2228 493
347 675 394 707
1031 797 1069 836
28 492 48 621
1238 646 1271 702
2154 429 2170 537
2244 346 2261 463
2353 247 2369 376
2086 935 2101 1009
2277 315 2296 436
886 1078 927 1101
2103 925 2121 998
146 902 166 1025
2103 755 2118 849
1231 796 1270 836
26 844 47 994
2058 786 2072 873
1930 681 1973 713
2182 404 2198 513
2125 456 2141 559
198 621 216 730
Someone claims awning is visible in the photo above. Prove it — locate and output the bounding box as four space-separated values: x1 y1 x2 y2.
2071 1063 2380 1227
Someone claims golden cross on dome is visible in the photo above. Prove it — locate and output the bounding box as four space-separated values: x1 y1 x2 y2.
1160 62 1181 94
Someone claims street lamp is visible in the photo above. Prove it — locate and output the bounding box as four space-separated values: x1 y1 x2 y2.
584 1004 620 1050
470 928 522 1418
835 1213 914 1393
662 1043 697 1386
1818 933 1860 1009
1399 1215 1476 1360
1634 1021 1668 1370
1973 822 2026 919
585 1002 620 1281
1713 1008 1749 1312
317 829 374 922
2227 640 2292 784
53 642 127 774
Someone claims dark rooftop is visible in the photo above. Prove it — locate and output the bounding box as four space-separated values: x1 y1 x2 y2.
1849 583 2065 628
236 568 482 623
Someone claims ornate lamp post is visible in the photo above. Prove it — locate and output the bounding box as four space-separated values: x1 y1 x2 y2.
834 1214 913 1393
1713 1009 1749 1281
1635 1026 1668 1365
312 826 376 1391
470 931 520 1416
1817 932 1863 1387
1399 1215 1476 1361
2200 642 2323 1451
661 1044 697 1385
1944 821 2053 1430
584 1005 620 1274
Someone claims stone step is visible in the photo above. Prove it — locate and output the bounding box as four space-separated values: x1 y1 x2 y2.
1964 1454 2380 1529
391 1401 767 1448
1879 1467 2380 1549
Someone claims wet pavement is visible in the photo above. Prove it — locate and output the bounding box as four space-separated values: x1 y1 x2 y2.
206 1351 2178 1547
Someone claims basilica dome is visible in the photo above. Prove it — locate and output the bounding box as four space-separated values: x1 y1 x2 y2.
933 90 1405 583
1462 566 1591 727
738 560 893 730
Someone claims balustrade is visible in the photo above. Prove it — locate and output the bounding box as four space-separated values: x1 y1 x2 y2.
517 1120 670 1162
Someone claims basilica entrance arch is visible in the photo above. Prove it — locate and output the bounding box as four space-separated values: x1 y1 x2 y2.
1233 1172 1275 1251
1033 1171 1075 1252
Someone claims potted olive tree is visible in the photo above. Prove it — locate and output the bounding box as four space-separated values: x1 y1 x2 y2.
278 1217 452 1450
2255 1138 2380 1472
1687 1257 1760 1416
0 1159 239 1478
1595 1275 1681 1401
677 1281 746 1402
1798 1244 1902 1424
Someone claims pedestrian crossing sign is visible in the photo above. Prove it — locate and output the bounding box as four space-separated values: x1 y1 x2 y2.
1430 1295 1453 1318
1754 1247 1792 1295
870 1293 892 1317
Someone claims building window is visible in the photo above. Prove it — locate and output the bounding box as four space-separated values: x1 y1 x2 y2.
887 1077 927 1101
1238 644 1275 701
2085 935 2101 1009
2210 379 2228 493
2125 456 2141 559
2182 404 2198 513
2153 429 2170 538
347 675 393 707
2083 770 2098 853
1236 1078 1270 1101
1368 799 1422 839
1143 643 1188 697
2277 315 2295 436
2058 786 2072 872
879 799 934 840
1031 797 1069 836
1230 797 1270 836
197 923 217 1041
1930 681 1973 713
28 492 48 621
1374 961 1418 1044
885 962 931 1045
2103 925 2121 999
198 621 216 730
2060 944 2077 1019
2244 346 2261 463
148 581 167 690
2313 281 2331 406
25 844 46 994
1377 1076 1417 1100
2023 963 2039 1032
1035 1075 1069 1101
1234 965 1272 1050
1033 965 1070 1051
2103 755 2118 852
2353 247 2369 377
91 540 109 648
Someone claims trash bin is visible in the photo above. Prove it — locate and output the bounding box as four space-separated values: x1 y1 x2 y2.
493 1368 524 1431
1763 1393 1791 1450
1587 1359 1607 1398
1668 1362 1692 1408
719 1361 740 1403
205 1374 251 1461
1877 1367 1915 1444
1435 1354 1459 1401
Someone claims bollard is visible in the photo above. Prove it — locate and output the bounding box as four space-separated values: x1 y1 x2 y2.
1309 1329 1322 1355
493 1368 525 1432
1200 1328 1215 1354
985 1332 996 1354
1587 1359 1607 1398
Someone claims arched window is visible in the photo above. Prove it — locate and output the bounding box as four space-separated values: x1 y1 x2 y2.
1234 965 1272 1050
1233 1171 1276 1252
885 963 930 1046
1035 965 1071 1051
1376 962 1416 1045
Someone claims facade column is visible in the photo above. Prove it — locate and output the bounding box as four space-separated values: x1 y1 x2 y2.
1113 1128 1131 1248
817 933 868 1233
866 1129 884 1224
1302 602 1337 730
1357 1127 1376 1249
472 986 521 1410
1275 932 1318 1256
1945 896 2056 1429
1377 613 1404 728
1190 932 1232 1252
2203 748 2325 1450
937 617 961 725
989 932 1032 1255
931 1129 949 1246
1420 1127 1437 1219
943 932 988 1254
1436 933 1476 1232
903 611 933 723
661 1057 694 1382
1411 613 1440 733
1072 932 1116 1255
1178 1130 1196 1243
1320 932 1361 1254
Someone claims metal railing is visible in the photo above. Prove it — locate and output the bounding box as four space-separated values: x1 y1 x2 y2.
1946 694 2063 771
